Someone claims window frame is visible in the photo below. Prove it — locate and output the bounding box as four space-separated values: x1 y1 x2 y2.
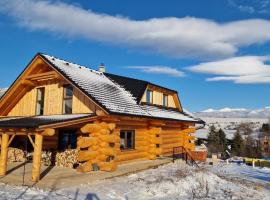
120 130 135 151
163 94 168 107
36 87 45 116
146 89 153 104
63 85 73 114
58 130 77 151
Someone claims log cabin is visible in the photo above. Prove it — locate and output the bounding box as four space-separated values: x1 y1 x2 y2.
0 53 204 182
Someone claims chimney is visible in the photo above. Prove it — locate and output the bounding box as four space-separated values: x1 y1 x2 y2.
99 63 106 73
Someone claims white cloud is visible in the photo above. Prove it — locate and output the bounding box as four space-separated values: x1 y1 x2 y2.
187 55 270 84
228 0 270 14
127 66 185 77
2 0 270 59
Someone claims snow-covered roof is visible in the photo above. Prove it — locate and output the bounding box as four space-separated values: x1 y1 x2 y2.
0 114 93 128
40 54 202 123
142 105 201 123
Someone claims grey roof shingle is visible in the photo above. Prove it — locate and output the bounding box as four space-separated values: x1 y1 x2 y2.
39 54 203 123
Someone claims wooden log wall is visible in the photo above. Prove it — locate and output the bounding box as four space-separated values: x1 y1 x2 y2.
77 122 117 172
42 134 58 150
160 127 196 156
115 128 148 164
75 120 196 172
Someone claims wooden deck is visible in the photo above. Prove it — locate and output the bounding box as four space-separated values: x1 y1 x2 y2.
0 158 171 190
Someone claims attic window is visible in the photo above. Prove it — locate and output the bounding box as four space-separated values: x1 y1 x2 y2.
146 89 153 104
63 85 73 114
36 87 45 115
163 94 168 107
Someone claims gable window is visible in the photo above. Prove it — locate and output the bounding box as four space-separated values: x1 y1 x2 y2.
163 94 168 107
146 89 153 104
120 130 135 150
63 85 73 114
36 88 45 115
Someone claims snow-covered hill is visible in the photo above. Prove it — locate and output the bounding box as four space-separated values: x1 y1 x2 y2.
195 107 270 119
195 117 268 140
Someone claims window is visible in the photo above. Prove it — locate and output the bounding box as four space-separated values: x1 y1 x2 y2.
146 89 153 104
63 85 73 114
36 88 45 115
163 94 168 107
58 130 77 150
120 130 135 150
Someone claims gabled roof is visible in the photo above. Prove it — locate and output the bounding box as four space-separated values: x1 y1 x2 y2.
0 114 93 128
104 73 148 103
0 53 203 124
40 54 149 117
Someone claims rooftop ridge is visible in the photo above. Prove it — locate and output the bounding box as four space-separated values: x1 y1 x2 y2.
105 72 177 93
41 53 103 76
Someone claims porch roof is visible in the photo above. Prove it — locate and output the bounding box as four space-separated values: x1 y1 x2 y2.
0 114 94 129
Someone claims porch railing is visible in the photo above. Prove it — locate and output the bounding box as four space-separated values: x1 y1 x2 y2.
173 146 199 168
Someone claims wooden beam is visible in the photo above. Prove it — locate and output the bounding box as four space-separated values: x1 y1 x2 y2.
7 135 15 147
42 129 55 136
27 135 35 148
26 71 59 81
0 134 9 176
21 79 36 88
32 134 43 182
37 117 98 130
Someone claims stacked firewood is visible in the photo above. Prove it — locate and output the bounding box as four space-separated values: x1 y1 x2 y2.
55 149 78 168
40 150 78 168
41 151 54 166
8 147 26 162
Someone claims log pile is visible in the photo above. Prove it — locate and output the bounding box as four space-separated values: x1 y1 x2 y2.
77 122 117 173
55 149 78 168
41 150 78 168
8 147 26 162
146 128 162 160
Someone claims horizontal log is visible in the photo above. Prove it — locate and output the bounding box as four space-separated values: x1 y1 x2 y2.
116 152 147 162
99 161 117 172
78 151 98 162
99 148 116 156
77 137 98 148
77 161 93 173
148 148 162 155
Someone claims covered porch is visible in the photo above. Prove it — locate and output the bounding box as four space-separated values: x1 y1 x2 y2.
0 114 95 182
0 158 171 189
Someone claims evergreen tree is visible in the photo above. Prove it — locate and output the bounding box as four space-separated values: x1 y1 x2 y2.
232 131 244 156
217 128 227 152
207 126 227 156
207 125 218 154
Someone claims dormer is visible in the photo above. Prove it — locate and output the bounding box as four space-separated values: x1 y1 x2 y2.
140 84 182 111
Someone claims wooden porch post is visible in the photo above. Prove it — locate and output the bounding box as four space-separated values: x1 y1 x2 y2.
0 134 9 176
32 134 43 182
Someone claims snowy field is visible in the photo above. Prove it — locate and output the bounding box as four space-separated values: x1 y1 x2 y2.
0 162 269 200
196 117 268 140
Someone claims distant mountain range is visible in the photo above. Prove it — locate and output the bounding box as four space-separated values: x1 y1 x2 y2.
194 107 270 119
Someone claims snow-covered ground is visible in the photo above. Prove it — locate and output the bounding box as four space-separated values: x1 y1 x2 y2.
196 117 268 140
0 162 269 200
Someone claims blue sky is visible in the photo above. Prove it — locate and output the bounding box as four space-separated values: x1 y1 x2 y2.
0 0 270 111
